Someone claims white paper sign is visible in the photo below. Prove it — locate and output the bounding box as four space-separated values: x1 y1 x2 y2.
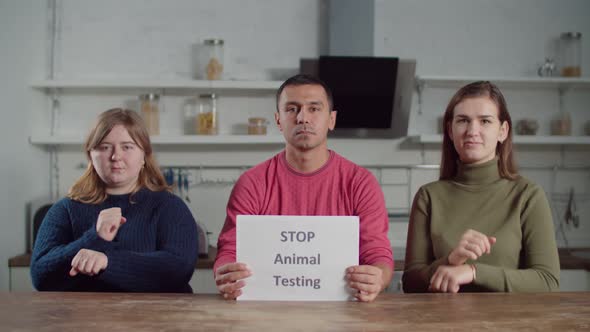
236 215 359 301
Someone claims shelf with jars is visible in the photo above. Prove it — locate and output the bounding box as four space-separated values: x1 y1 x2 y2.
409 134 590 146
415 76 590 89
29 78 287 146
29 134 286 146
31 79 283 90
412 75 590 147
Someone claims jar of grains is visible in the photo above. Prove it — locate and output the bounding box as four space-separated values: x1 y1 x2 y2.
139 93 160 135
247 117 268 135
196 94 218 135
203 39 224 80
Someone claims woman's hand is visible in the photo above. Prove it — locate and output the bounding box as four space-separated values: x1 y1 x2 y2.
214 262 252 300
429 264 474 293
69 249 108 277
96 207 126 242
448 229 496 266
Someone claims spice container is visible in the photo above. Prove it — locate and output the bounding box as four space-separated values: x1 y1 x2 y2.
196 94 217 135
248 117 268 135
516 119 539 135
139 93 160 135
203 39 224 80
560 32 582 77
551 111 572 136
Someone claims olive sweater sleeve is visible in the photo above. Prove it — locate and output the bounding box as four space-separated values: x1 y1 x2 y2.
473 186 560 292
402 188 449 292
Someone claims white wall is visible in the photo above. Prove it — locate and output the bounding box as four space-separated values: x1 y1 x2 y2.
328 0 374 56
0 0 49 291
53 0 327 81
1 0 589 291
374 0 590 77
372 0 590 248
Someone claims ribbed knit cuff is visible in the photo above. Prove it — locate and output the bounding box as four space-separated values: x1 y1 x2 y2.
79 228 114 252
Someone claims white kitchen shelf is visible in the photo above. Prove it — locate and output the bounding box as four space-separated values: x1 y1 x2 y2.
416 76 590 89
31 79 283 90
410 134 590 145
29 135 286 146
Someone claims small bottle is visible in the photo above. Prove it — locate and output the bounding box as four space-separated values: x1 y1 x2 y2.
560 32 582 77
203 39 224 80
139 93 160 135
196 94 217 135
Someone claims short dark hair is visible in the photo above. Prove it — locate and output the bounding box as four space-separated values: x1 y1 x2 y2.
275 74 334 112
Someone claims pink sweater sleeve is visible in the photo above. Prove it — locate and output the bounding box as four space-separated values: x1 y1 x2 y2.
214 173 260 273
354 170 394 270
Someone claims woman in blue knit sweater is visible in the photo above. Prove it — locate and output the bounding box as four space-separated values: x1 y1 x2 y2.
31 108 198 293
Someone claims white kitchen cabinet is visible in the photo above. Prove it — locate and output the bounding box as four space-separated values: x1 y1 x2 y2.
387 271 404 293
9 267 34 292
190 268 218 294
559 269 590 291
9 266 219 293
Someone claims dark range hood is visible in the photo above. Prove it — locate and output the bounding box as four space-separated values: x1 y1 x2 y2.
301 56 415 138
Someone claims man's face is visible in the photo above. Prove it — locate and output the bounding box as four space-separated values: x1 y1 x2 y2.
275 84 336 151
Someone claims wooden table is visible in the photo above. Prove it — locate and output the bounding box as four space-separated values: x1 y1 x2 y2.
1 292 589 331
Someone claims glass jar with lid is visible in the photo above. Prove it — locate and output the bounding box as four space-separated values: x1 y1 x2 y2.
203 38 224 80
139 93 160 135
196 94 218 135
248 117 268 135
560 32 582 77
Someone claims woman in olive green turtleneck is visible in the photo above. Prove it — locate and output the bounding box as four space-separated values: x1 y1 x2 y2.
403 81 559 293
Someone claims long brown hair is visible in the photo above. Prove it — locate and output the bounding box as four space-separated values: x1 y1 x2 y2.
439 81 518 180
68 108 170 204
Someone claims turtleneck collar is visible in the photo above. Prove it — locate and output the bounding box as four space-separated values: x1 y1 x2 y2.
454 157 501 185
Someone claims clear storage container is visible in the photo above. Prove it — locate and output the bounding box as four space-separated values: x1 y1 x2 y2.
197 94 218 135
203 39 224 80
139 93 160 135
183 100 198 135
560 32 582 77
248 117 268 135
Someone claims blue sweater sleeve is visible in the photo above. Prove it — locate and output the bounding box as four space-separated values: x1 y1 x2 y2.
96 196 198 293
30 199 113 291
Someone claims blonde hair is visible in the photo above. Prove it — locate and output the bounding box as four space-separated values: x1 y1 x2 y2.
440 81 518 180
68 108 170 204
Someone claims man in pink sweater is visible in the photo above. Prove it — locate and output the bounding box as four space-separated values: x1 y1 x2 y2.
214 74 393 302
